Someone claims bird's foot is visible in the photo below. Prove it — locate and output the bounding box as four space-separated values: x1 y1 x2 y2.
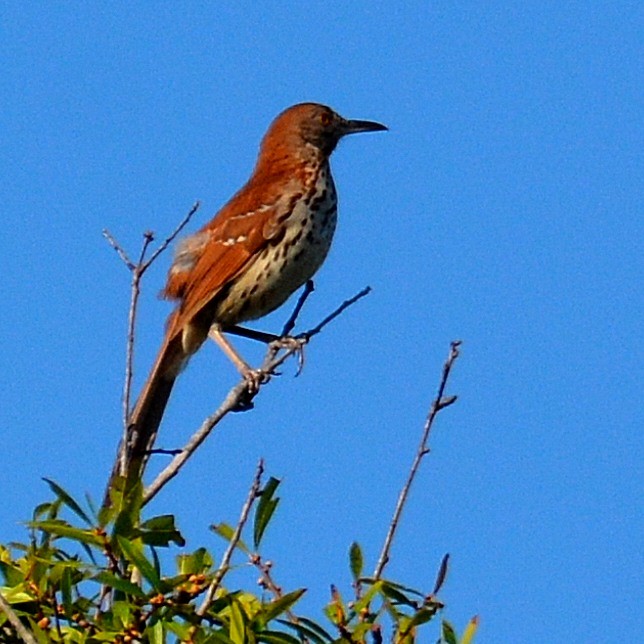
270 335 308 375
232 367 269 412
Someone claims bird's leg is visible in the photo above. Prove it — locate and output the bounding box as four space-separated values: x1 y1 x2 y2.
208 324 267 392
224 325 280 344
224 324 307 373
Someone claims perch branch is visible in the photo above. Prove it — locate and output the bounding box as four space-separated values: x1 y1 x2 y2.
143 286 371 504
373 340 462 579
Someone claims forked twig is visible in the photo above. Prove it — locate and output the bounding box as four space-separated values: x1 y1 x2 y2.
373 340 462 579
143 286 371 504
301 286 371 340
121 231 155 438
0 590 37 644
103 202 200 475
196 459 264 617
141 201 200 273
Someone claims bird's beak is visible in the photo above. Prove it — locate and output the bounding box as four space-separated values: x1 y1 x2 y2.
342 119 388 135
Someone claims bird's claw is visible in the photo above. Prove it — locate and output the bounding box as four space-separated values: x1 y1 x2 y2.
232 368 269 412
270 335 308 375
244 367 269 393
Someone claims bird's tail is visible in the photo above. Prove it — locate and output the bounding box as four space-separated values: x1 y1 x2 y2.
104 324 186 506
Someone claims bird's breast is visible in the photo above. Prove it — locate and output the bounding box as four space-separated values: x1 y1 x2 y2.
215 167 338 325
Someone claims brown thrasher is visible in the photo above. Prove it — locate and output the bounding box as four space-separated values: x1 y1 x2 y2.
117 102 386 489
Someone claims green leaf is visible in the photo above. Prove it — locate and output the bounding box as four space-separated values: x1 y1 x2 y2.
379 581 417 607
433 553 450 594
200 630 235 644
145 619 164 644
116 536 161 591
349 542 363 581
351 580 382 616
361 577 424 597
261 588 306 623
60 566 73 620
405 606 438 631
151 546 162 580
257 631 302 644
112 479 144 539
442 620 458 644
211 523 249 555
33 502 55 521
93 571 147 598
461 615 479 644
43 478 92 525
278 618 333 644
0 561 25 586
229 599 246 644
177 547 213 575
138 514 186 547
28 520 103 547
254 477 280 549
112 599 134 628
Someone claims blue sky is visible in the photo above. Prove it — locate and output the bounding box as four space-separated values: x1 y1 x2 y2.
1 2 642 641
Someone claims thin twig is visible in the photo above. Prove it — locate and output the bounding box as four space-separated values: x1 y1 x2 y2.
141 201 200 274
281 280 315 337
196 459 264 617
103 203 200 478
122 232 155 439
102 229 135 270
0 590 38 644
251 555 300 624
300 286 371 340
143 286 371 504
373 340 462 579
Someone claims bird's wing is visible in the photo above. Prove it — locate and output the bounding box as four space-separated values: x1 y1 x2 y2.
164 178 304 333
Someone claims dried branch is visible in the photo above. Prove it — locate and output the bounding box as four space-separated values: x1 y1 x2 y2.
0 590 38 644
143 286 371 504
101 229 135 270
122 231 155 440
141 201 200 274
196 459 264 617
300 285 371 340
103 202 201 477
281 279 315 336
373 340 462 579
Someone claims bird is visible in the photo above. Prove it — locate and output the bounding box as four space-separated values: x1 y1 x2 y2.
115 102 387 492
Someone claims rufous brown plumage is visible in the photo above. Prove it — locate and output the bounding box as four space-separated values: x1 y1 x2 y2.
112 102 386 494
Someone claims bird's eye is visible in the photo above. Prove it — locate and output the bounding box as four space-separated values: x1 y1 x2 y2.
320 112 332 126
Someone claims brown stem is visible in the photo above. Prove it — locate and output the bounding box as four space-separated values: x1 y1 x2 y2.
373 340 462 579
196 459 264 617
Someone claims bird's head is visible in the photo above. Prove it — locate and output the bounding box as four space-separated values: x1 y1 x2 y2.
261 102 387 158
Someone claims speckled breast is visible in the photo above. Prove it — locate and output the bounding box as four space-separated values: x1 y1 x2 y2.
215 166 338 325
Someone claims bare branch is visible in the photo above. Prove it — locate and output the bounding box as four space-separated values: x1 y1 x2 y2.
104 203 200 480
300 286 371 340
102 229 135 270
373 340 462 579
143 286 371 504
281 279 315 337
196 459 264 617
121 232 155 442
140 201 200 274
0 590 38 644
